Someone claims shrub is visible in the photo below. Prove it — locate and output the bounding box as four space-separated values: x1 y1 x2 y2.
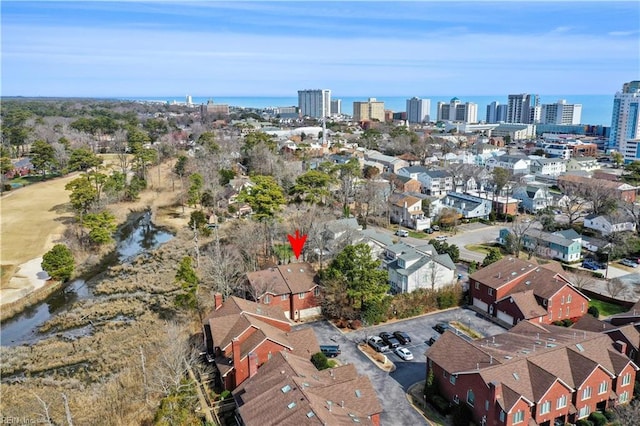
41 244 75 282
562 318 574 327
603 409 616 422
451 403 474 426
576 420 594 426
429 395 450 414
589 411 607 426
311 352 330 370
349 319 362 330
588 306 600 318
3 184 11 191
219 390 231 400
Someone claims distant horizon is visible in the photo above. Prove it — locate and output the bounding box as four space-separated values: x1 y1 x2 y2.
2 2 638 97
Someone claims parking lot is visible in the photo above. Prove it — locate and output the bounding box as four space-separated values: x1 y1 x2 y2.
294 307 506 426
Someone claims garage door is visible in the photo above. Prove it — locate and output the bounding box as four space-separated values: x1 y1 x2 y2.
300 306 321 319
497 310 514 326
473 298 488 313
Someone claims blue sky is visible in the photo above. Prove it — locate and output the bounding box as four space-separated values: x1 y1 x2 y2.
2 1 639 97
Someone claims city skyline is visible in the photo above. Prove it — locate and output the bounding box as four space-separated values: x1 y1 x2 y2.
2 1 638 98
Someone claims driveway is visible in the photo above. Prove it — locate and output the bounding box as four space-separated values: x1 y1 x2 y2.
445 224 503 263
295 308 507 425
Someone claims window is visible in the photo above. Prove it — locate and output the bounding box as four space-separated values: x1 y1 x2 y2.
263 294 271 304
566 306 570 316
475 282 479 290
443 371 448 378
619 391 629 403
281 294 288 301
540 400 551 415
453 395 459 404
622 373 632 386
581 303 585 313
557 394 567 409
561 296 565 305
598 381 608 395
513 410 524 424
485 400 489 411
466 389 475 406
582 386 592 400
499 410 505 422
488 288 493 296
450 375 456 385
578 405 590 419
314 287 320 297
567 294 572 303
298 292 305 299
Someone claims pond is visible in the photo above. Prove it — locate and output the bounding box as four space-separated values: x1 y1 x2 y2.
0 211 173 346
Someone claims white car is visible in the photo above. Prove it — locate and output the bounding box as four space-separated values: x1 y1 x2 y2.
435 235 447 242
394 347 414 361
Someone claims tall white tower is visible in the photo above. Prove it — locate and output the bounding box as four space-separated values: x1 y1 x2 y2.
298 89 331 118
608 81 640 160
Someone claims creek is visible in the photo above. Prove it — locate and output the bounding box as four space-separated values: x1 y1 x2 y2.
0 211 173 346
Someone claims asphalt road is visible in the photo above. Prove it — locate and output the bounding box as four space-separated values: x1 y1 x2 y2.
295 309 506 426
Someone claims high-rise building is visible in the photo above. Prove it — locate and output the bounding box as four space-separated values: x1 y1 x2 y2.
353 98 385 122
540 100 582 125
486 101 506 123
507 93 539 124
437 97 477 123
186 95 193 106
406 97 431 123
330 99 341 115
608 80 640 160
298 89 331 118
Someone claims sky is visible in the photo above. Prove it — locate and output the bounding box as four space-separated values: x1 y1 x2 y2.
1 1 639 97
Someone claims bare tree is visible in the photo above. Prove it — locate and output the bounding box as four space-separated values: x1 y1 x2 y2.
149 322 199 397
606 277 626 299
582 179 618 216
31 392 53 426
202 236 246 301
557 182 590 226
504 218 537 258
567 270 596 291
614 399 640 423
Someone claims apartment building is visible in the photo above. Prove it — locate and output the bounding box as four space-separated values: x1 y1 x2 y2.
298 89 331 118
353 98 385 122
540 100 582 125
406 96 431 123
437 97 478 123
607 80 640 161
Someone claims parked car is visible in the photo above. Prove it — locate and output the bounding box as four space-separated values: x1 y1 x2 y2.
619 259 638 268
431 225 440 231
435 235 447 242
582 259 601 270
427 335 439 346
393 331 411 345
395 229 409 237
320 345 341 358
394 347 414 361
424 228 433 234
379 332 401 349
368 336 389 352
433 323 450 334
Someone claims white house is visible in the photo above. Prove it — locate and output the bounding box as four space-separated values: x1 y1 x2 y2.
584 213 637 236
384 242 456 294
397 167 454 196
389 193 431 230
512 184 554 213
485 154 530 175
529 157 567 176
436 192 492 219
566 157 601 173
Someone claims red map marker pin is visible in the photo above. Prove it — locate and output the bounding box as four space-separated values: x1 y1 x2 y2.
287 229 307 260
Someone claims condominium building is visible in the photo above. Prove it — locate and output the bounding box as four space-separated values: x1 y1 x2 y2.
437 97 478 123
507 93 539 124
330 99 341 115
298 89 331 118
608 80 640 162
406 96 431 123
541 100 582 125
353 97 385 122
486 101 507 123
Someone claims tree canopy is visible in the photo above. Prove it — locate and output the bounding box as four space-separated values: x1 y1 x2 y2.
290 170 333 204
323 243 389 309
238 175 286 220
42 244 75 282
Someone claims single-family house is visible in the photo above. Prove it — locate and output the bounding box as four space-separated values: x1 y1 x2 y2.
233 351 383 426
389 193 431 230
529 157 567 176
485 154 530 175
202 296 320 390
584 212 637 236
385 173 422 193
437 192 492 219
566 157 601 173
384 242 456 294
522 229 583 262
364 150 409 173
426 321 638 426
245 263 321 321
581 235 611 253
465 190 521 216
512 184 554 213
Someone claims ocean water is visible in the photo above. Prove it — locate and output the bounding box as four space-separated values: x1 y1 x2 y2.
121 94 614 127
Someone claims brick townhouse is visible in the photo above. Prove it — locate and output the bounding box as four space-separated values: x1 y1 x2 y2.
245 262 321 321
202 295 320 390
426 321 638 426
469 258 590 326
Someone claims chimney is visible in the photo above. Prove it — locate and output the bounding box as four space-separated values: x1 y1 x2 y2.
248 351 258 378
489 381 502 406
613 340 628 355
214 293 224 310
232 338 247 386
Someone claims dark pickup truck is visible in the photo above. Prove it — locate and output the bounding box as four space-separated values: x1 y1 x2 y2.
320 345 341 358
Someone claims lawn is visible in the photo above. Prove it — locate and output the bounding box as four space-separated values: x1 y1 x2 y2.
589 299 628 317
465 244 494 255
